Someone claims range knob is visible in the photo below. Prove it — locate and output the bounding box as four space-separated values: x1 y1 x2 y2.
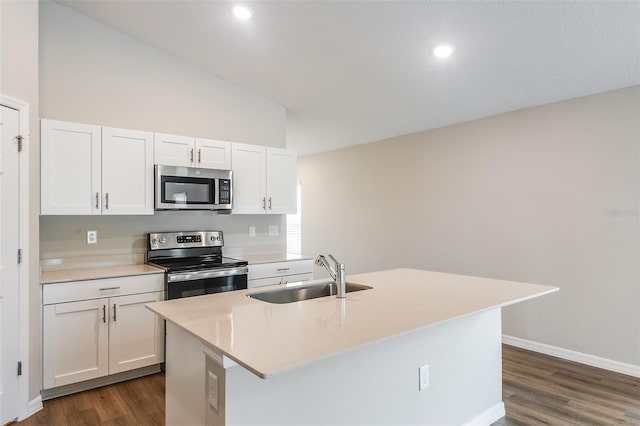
151 238 157 245
159 237 167 244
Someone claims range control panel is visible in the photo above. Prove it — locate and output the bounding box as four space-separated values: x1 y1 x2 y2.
177 235 201 244
149 231 224 250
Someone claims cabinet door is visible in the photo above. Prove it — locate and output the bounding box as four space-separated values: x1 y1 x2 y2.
108 291 164 374
195 138 231 170
154 133 195 167
102 127 154 215
232 143 267 214
42 299 108 389
266 148 297 214
41 119 101 215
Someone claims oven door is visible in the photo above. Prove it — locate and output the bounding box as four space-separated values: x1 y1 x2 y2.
166 267 248 300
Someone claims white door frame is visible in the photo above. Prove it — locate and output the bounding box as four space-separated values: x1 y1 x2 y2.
0 94 35 420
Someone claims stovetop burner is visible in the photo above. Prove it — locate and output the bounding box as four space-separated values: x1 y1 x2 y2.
149 255 247 273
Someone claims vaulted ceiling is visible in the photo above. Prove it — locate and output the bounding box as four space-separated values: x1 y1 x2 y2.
56 1 640 155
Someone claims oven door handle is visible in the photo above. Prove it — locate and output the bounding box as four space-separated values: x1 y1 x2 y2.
167 266 249 283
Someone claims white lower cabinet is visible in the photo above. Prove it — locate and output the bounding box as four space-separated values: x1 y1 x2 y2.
42 274 164 390
247 259 314 289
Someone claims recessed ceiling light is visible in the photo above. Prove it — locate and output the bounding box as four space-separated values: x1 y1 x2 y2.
433 43 455 59
233 5 252 21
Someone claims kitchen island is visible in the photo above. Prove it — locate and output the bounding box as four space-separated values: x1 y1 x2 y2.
146 268 557 426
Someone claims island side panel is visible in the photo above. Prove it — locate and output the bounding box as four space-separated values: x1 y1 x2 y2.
220 308 504 426
165 321 208 426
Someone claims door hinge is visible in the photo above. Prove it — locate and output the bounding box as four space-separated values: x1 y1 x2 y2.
17 249 22 264
17 361 22 376
16 135 23 152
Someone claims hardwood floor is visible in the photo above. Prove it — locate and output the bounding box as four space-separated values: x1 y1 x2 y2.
495 346 640 426
15 345 640 425
16 373 164 426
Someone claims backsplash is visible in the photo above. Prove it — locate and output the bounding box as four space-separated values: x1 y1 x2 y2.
40 211 287 269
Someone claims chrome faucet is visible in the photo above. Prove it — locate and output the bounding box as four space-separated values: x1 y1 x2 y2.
315 254 346 298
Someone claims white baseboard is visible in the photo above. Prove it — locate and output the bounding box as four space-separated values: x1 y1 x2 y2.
502 335 640 378
463 402 505 426
19 395 43 421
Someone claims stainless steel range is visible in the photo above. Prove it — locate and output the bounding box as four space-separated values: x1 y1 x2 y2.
147 231 248 300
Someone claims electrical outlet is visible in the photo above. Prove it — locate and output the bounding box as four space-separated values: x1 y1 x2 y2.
208 370 219 412
269 225 278 236
419 364 429 391
249 226 256 237
87 230 98 244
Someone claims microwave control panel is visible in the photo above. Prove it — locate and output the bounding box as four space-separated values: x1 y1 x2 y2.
219 179 231 204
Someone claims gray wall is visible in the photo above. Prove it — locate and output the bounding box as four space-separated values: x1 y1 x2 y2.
40 0 285 147
1 0 40 403
299 86 640 367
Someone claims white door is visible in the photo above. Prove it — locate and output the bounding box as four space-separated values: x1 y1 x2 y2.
42 300 109 389
0 105 20 424
266 148 297 214
154 133 195 167
108 291 164 374
195 138 231 170
232 143 266 214
102 127 154 215
40 119 101 215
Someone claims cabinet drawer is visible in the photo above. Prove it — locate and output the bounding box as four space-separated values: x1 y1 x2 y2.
247 277 281 289
248 259 314 280
280 273 313 285
43 274 164 305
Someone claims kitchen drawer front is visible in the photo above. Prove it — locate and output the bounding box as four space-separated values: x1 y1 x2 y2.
248 259 314 280
247 273 314 289
280 273 313 285
247 277 282 289
43 274 164 305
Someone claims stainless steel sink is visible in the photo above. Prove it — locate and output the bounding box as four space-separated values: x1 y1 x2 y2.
247 281 372 304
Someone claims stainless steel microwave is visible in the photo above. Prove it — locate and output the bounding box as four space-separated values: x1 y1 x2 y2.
154 164 232 211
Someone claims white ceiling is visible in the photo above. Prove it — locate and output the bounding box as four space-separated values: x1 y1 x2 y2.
56 0 640 156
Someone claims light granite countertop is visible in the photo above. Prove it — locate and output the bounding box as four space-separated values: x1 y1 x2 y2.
41 264 165 284
146 268 557 379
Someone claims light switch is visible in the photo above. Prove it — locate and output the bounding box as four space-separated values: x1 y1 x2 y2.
269 225 278 236
87 230 97 244
249 226 256 237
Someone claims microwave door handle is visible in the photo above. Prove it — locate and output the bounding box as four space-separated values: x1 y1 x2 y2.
214 177 219 205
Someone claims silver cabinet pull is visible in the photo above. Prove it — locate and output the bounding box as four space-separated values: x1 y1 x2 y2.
113 304 117 322
190 148 194 163
95 192 99 209
262 197 266 210
99 286 120 291
198 149 201 164
102 305 106 323
276 267 290 272
105 193 109 209
268 197 272 210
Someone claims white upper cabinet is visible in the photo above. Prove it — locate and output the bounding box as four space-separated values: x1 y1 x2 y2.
154 133 231 170
196 138 232 170
102 127 154 215
232 143 297 215
232 143 267 214
41 119 101 215
266 148 297 214
153 133 195 167
41 119 154 215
